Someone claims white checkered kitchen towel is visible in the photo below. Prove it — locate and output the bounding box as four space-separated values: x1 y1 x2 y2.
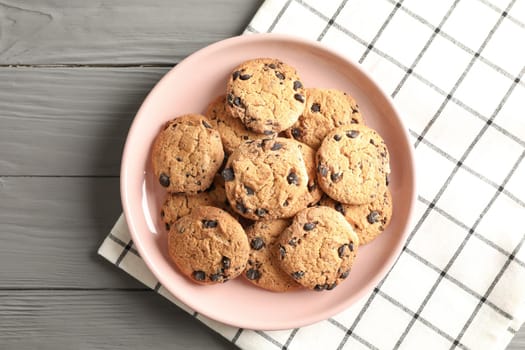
98 0 525 349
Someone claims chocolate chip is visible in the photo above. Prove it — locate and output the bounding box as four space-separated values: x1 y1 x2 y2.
349 242 354 252
294 93 305 103
283 200 289 207
263 130 274 135
255 208 267 218
250 237 265 250
221 256 231 269
346 130 359 138
314 284 326 291
311 103 321 112
275 71 285 80
271 142 283 151
192 271 206 281
202 219 218 228
232 71 240 80
221 168 235 181
279 245 286 259
165 223 170 231
288 237 298 247
291 128 301 139
176 157 183 162
160 210 165 218
293 80 303 90
210 273 222 282
239 74 252 80
351 118 359 124
367 211 380 224
227 94 234 106
159 173 170 187
303 222 316 231
292 271 305 279
326 282 337 290
202 120 212 128
333 134 342 141
233 96 242 107
246 268 261 280
386 174 390 186
178 226 185 234
244 185 255 196
236 200 248 214
268 63 276 69
318 163 328 177
331 172 342 182
370 138 376 145
338 244 347 258
339 270 350 279
287 172 299 185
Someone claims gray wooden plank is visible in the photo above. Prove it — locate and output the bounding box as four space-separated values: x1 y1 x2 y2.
0 0 262 65
0 176 144 288
0 67 168 176
0 290 235 350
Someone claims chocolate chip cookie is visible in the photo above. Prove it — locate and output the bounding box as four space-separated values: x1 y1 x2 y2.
151 114 224 194
277 206 359 291
168 206 249 284
317 124 390 204
223 137 309 220
285 88 364 149
205 95 265 154
244 219 301 292
321 188 393 244
294 140 323 207
161 176 230 231
226 58 306 134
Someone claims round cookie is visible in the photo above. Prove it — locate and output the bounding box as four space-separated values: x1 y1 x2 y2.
321 189 393 245
225 58 306 134
161 177 230 231
168 206 249 284
317 124 390 205
223 137 309 220
285 88 364 149
244 219 301 292
151 114 224 194
293 141 323 207
277 206 359 291
205 95 266 154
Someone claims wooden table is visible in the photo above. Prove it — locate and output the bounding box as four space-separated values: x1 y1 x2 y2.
0 1 522 348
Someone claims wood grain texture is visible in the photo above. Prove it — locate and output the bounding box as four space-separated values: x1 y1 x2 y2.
0 176 141 288
0 290 235 350
0 0 263 65
0 67 167 175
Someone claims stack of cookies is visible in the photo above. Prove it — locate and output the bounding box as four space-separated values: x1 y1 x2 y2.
151 58 392 292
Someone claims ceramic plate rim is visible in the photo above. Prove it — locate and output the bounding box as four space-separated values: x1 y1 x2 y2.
120 33 417 330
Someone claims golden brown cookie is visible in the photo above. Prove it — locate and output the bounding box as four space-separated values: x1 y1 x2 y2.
151 114 224 194
317 124 390 204
222 137 309 220
293 140 323 207
225 58 306 134
205 95 266 154
320 189 393 244
285 88 364 149
243 219 301 292
160 177 230 231
277 206 359 291
168 206 249 284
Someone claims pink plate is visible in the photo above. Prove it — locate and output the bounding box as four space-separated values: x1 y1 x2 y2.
121 34 416 330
